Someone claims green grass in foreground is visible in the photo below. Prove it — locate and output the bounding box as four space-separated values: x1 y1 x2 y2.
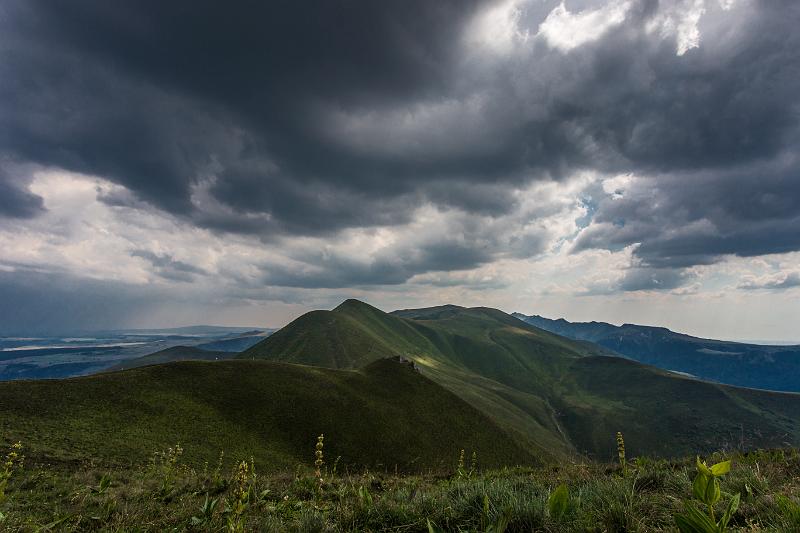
1 440 800 532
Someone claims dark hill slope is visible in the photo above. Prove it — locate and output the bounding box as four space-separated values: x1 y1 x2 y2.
243 300 800 460
513 313 800 392
107 345 234 371
0 358 533 470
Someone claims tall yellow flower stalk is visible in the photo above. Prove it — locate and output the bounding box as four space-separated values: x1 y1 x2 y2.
314 434 325 491
0 442 24 520
616 432 627 477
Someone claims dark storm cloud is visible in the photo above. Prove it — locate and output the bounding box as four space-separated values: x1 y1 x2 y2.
257 240 494 289
0 0 489 233
573 153 800 270
2 0 800 289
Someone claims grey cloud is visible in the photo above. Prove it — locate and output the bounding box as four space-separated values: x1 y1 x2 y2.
258 240 494 289
738 272 800 291
0 166 45 219
580 265 695 295
574 154 800 269
130 250 207 282
617 267 693 292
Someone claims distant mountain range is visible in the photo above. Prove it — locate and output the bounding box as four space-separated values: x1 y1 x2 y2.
0 328 272 381
512 313 800 393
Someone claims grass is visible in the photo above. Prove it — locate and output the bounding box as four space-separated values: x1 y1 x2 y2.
240 300 800 460
2 443 800 531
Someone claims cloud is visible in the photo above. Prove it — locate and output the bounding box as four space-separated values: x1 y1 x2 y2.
738 271 800 291
130 250 207 283
536 0 631 53
573 153 800 269
0 165 45 219
1 0 797 248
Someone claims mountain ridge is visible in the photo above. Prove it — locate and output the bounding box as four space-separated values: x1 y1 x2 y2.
513 312 800 392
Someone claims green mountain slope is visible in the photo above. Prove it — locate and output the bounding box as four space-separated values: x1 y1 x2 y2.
242 299 800 460
0 358 533 470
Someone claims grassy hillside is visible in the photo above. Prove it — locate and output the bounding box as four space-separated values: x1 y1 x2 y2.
514 312 800 393
243 300 800 460
0 358 533 471
106 345 234 371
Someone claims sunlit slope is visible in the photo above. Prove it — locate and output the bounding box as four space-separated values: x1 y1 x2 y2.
0 359 534 470
239 300 439 369
242 299 800 459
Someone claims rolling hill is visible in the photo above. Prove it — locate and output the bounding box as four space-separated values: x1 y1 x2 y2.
106 345 235 371
242 299 800 460
512 313 800 393
0 358 532 470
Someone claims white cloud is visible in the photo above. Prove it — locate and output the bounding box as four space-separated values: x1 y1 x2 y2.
536 1 631 53
465 0 529 55
645 0 707 55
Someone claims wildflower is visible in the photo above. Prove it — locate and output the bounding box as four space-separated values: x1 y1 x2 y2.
227 459 254 532
0 442 24 514
314 434 325 492
616 432 627 476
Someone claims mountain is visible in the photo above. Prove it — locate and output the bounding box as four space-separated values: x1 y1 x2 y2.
243 299 800 460
106 345 235 371
103 325 268 336
0 358 532 470
512 313 800 393
195 331 271 352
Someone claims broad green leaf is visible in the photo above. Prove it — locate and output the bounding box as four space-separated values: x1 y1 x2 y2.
548 483 569 520
693 472 710 503
710 460 731 476
705 477 721 506
675 502 718 533
697 457 713 477
720 492 741 528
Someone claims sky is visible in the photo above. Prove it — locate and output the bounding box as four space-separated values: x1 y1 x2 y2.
1 0 799 340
